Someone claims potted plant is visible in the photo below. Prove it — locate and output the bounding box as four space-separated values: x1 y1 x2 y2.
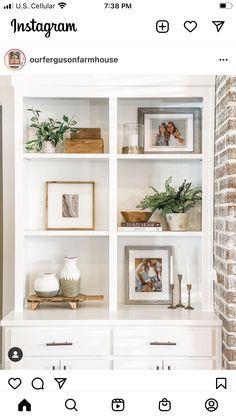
25 108 78 153
136 177 202 231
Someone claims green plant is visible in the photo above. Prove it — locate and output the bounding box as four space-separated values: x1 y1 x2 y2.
25 108 78 152
137 177 202 214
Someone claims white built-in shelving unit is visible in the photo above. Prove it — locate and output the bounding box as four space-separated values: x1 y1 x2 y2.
11 78 215 317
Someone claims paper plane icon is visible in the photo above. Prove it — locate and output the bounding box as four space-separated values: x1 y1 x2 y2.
212 21 225 32
54 378 67 389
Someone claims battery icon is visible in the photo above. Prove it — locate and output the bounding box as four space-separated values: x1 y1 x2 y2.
220 2 233 8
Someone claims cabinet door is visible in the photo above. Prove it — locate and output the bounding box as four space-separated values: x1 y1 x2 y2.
164 359 214 370
6 358 60 370
113 359 163 370
61 359 111 370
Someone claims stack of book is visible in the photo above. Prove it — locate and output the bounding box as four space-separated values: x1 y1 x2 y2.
118 222 162 232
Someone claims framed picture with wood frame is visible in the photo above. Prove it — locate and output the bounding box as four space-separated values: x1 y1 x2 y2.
46 181 95 230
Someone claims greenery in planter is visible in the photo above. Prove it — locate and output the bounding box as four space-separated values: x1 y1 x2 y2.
137 177 202 214
25 108 78 152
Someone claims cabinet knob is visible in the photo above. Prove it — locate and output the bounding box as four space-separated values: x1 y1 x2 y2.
52 365 55 370
63 365 67 370
167 365 171 370
46 342 73 347
149 341 176 346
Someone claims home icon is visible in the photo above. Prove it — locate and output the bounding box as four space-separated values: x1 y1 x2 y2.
18 399 31 412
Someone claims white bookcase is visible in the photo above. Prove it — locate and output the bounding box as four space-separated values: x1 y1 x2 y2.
1 76 222 370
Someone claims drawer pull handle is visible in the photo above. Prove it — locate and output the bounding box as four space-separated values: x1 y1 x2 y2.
46 342 73 347
149 341 176 346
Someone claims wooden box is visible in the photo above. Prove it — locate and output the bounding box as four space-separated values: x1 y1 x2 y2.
71 128 101 139
65 138 104 154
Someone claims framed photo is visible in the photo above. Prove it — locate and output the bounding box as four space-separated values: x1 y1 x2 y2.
46 181 95 230
125 246 172 305
138 107 202 153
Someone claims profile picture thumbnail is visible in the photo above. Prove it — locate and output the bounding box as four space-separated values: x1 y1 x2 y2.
4 49 26 71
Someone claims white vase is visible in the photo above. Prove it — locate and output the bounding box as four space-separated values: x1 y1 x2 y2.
166 213 188 231
34 272 60 297
42 141 56 153
59 257 81 298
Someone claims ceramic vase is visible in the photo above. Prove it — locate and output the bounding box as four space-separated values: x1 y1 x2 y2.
166 213 188 231
42 141 56 153
34 272 60 297
59 257 81 298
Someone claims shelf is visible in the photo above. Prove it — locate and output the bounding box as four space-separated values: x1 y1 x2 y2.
23 153 202 161
24 230 202 237
24 230 109 237
117 154 203 161
117 231 202 237
1 306 222 327
23 153 109 160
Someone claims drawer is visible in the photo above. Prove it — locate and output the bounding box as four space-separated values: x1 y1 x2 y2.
8 327 110 357
113 358 214 370
113 328 213 357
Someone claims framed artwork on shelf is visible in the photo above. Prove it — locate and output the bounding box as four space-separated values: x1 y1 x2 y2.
46 181 95 230
125 246 172 305
138 107 202 153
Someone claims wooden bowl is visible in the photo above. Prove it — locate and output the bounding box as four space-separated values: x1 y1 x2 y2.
121 211 152 223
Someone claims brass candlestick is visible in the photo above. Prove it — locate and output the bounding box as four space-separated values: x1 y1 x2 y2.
185 284 194 310
175 274 185 308
168 284 176 309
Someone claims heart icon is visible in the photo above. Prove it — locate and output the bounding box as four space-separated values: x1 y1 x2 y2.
8 378 22 389
184 21 197 32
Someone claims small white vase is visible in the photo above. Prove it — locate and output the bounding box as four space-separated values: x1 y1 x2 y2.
42 141 56 153
34 272 60 297
166 213 188 231
59 257 81 298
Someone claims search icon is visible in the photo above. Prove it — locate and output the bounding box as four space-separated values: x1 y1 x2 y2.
65 399 78 412
31 377 44 390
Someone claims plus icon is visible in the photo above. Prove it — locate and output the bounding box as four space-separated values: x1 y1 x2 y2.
156 20 169 33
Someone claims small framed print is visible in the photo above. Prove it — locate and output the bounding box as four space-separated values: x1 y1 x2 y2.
125 246 172 305
138 107 202 153
46 181 95 230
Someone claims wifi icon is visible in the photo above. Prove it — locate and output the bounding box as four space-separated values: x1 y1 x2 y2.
58 2 67 8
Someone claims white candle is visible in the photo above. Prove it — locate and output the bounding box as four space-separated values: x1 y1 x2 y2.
186 254 191 284
170 255 174 284
129 133 138 147
178 246 182 274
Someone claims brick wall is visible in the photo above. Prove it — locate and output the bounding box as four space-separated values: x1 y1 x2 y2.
214 76 236 369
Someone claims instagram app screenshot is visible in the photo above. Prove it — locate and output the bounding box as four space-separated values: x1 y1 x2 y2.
0 0 235 417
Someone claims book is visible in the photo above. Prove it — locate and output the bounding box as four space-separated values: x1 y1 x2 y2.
121 222 161 227
118 227 163 232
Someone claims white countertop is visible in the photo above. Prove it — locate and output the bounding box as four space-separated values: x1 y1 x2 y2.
1 304 222 327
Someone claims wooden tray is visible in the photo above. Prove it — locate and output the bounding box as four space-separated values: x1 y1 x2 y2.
27 294 104 310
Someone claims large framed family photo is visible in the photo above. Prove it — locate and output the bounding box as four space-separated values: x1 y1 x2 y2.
138 107 202 153
46 181 95 230
125 246 172 305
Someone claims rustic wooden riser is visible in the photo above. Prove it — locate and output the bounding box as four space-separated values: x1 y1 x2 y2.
27 294 104 310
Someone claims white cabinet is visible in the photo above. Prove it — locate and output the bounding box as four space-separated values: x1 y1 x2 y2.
113 359 214 370
6 358 61 370
7 358 110 370
60 359 111 370
113 328 213 357
3 322 221 370
9 327 110 357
